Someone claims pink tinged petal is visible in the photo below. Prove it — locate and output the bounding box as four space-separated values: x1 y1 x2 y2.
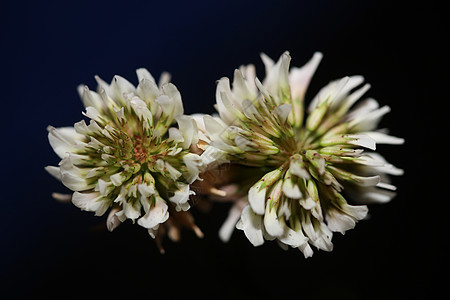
236 205 264 246
158 72 171 87
219 201 244 242
107 207 122 232
45 166 61 181
289 51 323 101
51 193 72 202
137 197 169 229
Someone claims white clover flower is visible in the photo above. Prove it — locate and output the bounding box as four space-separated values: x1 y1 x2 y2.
201 52 404 257
46 69 204 252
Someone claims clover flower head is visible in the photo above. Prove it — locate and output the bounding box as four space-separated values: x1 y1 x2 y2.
202 52 404 257
46 69 204 251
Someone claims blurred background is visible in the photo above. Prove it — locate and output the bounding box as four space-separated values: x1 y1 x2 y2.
1 0 446 298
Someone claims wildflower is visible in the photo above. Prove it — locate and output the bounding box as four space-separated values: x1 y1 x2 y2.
46 69 203 252
202 52 404 257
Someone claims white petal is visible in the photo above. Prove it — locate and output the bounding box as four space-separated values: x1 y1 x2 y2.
137 197 169 229
300 196 316 210
107 207 122 232
363 131 405 145
278 227 308 248
273 104 292 124
122 198 141 221
183 153 202 183
299 243 314 258
326 209 357 233
263 203 285 237
112 75 135 102
168 128 184 143
218 201 244 242
248 182 266 215
47 126 84 159
136 78 160 113
289 156 310 179
237 205 264 246
349 105 391 132
59 157 92 191
45 166 61 181
176 115 199 149
169 183 194 211
232 69 253 101
161 83 183 117
136 68 155 83
282 178 302 199
289 52 323 101
348 134 376 150
72 191 109 216
165 161 182 180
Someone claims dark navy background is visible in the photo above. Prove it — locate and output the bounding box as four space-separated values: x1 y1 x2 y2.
1 0 446 298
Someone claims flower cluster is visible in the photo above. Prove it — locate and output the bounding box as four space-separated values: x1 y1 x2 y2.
200 52 404 257
46 69 203 252
47 52 403 256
